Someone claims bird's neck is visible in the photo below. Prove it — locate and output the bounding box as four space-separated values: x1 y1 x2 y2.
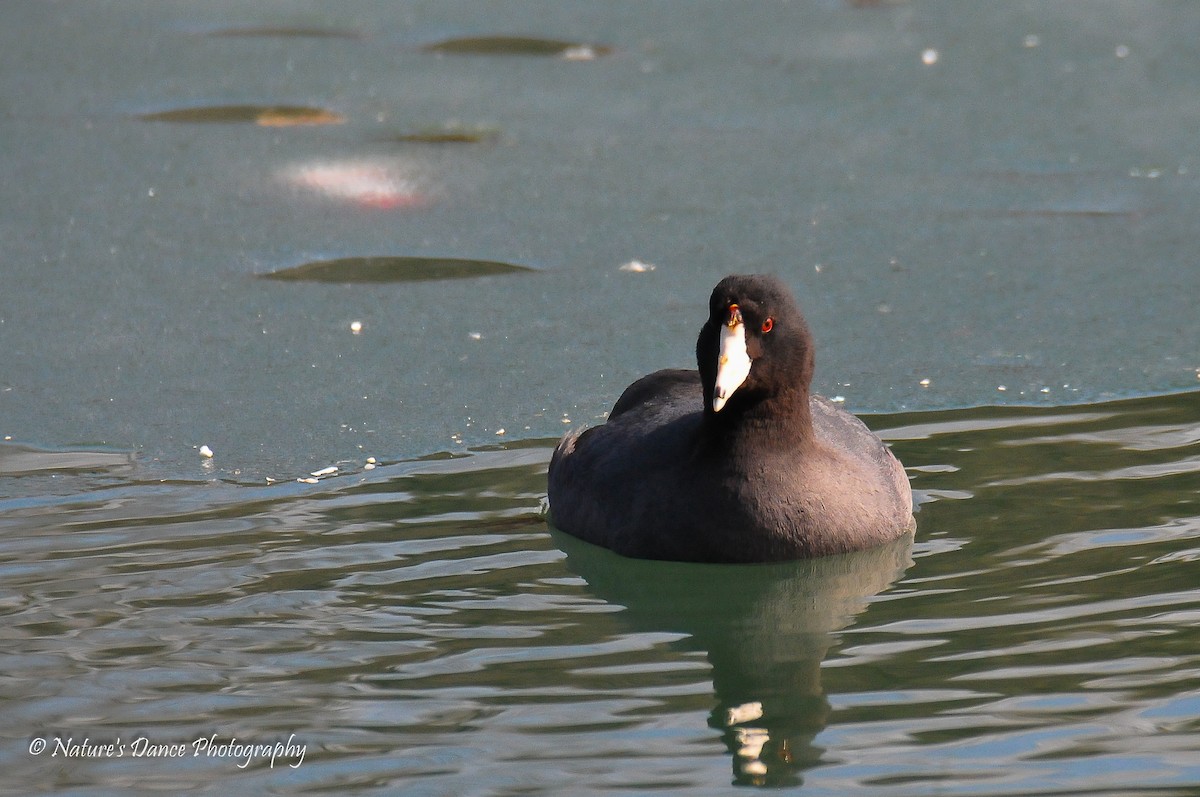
703 385 814 450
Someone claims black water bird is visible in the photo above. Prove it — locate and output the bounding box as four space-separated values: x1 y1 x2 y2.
548 274 913 562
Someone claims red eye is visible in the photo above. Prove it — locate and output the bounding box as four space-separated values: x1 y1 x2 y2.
761 318 774 333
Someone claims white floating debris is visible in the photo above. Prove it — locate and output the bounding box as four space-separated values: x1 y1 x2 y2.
199 445 214 458
997 385 1008 392
922 48 939 65
1023 34 1040 48
311 466 338 478
1040 387 1051 393
468 331 483 340
831 395 846 403
618 259 655 273
350 320 364 334
298 477 319 484
919 378 931 387
495 428 506 436
1115 44 1130 59
561 44 598 61
363 462 376 470
366 456 377 464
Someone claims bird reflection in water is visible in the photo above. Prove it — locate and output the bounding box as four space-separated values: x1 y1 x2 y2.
553 529 913 786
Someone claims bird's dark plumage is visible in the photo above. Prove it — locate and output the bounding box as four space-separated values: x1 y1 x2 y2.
548 274 913 563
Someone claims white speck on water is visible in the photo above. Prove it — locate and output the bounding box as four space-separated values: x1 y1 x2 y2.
922 48 939 65
311 466 338 478
997 385 1008 392
1115 44 1130 58
495 428 506 436
1023 34 1040 48
298 477 319 484
363 462 376 470
919 378 931 387
199 445 214 458
469 332 483 340
831 395 846 403
814 263 823 273
619 259 655 273
561 44 598 61
366 456 377 464
350 320 363 334
1040 387 1051 393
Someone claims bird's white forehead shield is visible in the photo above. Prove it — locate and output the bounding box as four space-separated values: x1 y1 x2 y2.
713 306 752 412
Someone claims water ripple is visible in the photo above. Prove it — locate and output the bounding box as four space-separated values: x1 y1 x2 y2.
4 392 1200 794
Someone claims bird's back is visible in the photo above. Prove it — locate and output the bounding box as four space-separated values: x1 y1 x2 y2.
548 371 912 562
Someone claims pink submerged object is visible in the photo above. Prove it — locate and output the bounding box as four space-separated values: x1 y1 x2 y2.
280 159 430 209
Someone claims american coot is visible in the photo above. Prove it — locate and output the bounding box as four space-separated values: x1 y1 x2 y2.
548 274 914 563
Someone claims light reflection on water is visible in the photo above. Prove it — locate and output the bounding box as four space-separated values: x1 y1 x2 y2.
3 391 1200 795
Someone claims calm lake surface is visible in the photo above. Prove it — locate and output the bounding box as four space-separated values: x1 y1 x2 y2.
3 1 1200 794
4 393 1200 795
